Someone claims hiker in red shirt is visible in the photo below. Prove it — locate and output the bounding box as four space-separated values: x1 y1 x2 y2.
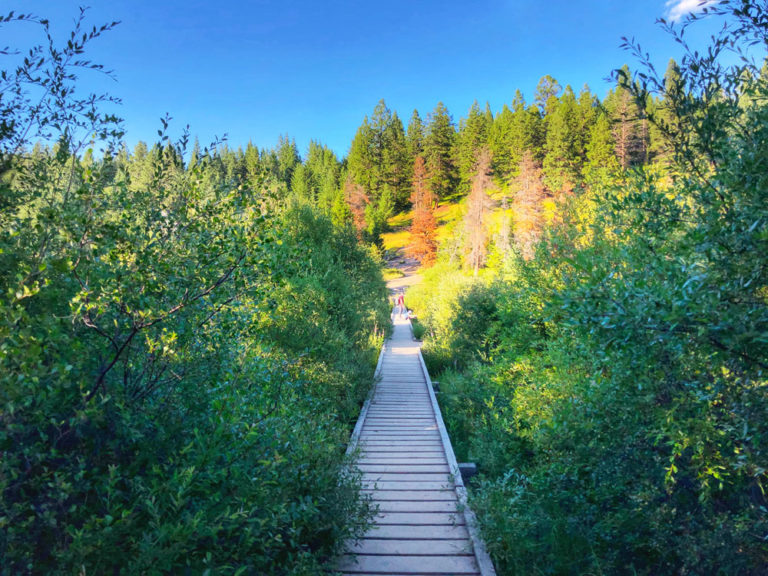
396 292 405 319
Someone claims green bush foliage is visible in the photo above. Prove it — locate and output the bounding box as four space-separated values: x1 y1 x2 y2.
0 11 388 574
413 4 768 574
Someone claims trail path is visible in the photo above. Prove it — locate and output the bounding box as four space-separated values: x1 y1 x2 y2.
385 252 421 294
337 317 496 575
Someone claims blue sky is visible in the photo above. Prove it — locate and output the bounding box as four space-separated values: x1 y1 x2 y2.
6 1 720 157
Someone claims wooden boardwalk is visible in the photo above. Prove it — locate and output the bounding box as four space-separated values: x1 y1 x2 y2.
338 316 496 576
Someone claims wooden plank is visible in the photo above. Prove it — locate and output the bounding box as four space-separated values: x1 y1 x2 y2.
365 416 434 420
362 490 456 501
362 423 438 428
374 512 465 525
357 464 450 473
360 524 470 540
373 500 458 513
360 434 441 439
358 458 448 465
338 554 479 574
347 538 472 556
359 433 439 437
362 444 443 449
361 481 454 490
377 500 458 514
361 447 445 452
362 473 452 482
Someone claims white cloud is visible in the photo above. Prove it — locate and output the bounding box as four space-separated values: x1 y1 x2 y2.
665 0 719 22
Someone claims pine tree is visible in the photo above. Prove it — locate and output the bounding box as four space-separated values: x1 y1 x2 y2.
511 151 546 259
534 75 562 116
275 135 300 185
489 103 515 180
605 66 647 168
648 58 682 163
347 116 376 194
189 137 201 170
383 111 410 208
576 85 598 159
583 112 619 178
424 102 457 199
331 187 353 228
464 147 494 274
406 109 425 158
542 86 581 192
348 101 411 209
407 156 438 266
290 163 312 200
305 140 340 203
244 141 263 189
365 187 395 244
456 101 491 195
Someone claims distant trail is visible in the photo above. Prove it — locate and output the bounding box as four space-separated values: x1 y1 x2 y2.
385 250 421 294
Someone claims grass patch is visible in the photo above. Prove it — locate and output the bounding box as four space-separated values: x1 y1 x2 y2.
388 210 413 229
411 318 426 340
382 268 405 281
382 229 411 252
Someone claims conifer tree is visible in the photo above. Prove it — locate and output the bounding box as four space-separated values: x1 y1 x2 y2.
305 140 340 202
383 111 410 208
542 86 581 192
244 141 262 189
511 150 546 259
189 137 201 170
464 147 494 274
490 90 545 183
318 170 339 215
424 102 457 199
456 100 491 195
347 116 376 194
406 109 425 158
534 75 562 116
275 135 300 185
489 103 515 180
348 101 410 208
576 85 598 158
605 66 647 168
648 58 682 163
365 188 395 244
290 163 312 200
331 186 353 228
407 156 438 266
583 112 619 178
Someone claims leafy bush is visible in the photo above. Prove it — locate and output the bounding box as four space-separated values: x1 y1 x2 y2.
412 3 768 574
410 319 426 340
0 11 388 574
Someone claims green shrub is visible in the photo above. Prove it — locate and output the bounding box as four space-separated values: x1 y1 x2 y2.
0 11 387 573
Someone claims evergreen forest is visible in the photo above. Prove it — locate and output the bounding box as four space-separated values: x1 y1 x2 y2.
1 2 767 574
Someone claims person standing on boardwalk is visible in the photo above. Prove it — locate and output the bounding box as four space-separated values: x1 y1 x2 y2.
396 292 406 319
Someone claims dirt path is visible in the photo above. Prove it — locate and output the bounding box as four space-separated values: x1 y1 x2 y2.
385 251 422 294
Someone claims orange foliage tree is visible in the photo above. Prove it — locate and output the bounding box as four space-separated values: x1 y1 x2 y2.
344 177 369 237
407 156 438 266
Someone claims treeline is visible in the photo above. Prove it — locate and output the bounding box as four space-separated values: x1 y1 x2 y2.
406 3 768 575
106 59 667 254
0 11 388 574
338 62 675 249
